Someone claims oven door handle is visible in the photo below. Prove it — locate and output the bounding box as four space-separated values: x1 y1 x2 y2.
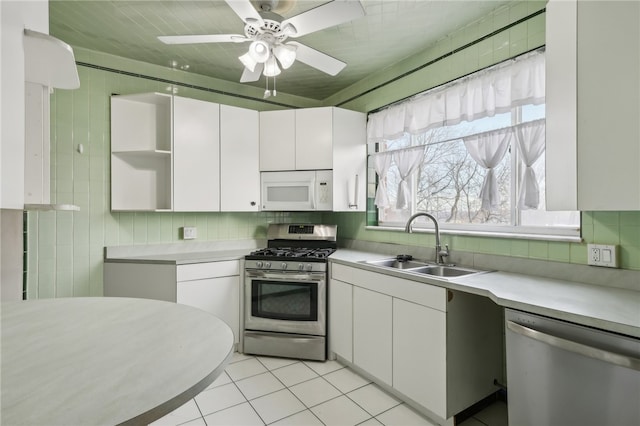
245 270 326 281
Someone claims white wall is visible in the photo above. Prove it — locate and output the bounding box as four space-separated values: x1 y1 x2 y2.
0 0 48 209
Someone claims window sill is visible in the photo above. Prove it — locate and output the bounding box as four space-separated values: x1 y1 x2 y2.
365 225 583 243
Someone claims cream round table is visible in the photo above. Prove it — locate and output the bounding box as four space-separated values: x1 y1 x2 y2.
1 297 234 425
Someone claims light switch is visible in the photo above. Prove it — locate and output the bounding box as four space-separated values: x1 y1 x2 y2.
602 249 612 263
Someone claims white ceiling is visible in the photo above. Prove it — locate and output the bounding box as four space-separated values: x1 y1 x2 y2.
49 0 514 100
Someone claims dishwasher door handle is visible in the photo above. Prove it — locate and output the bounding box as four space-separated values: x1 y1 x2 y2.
506 320 640 371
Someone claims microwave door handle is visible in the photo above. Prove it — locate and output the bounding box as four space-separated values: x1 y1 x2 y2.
310 179 316 209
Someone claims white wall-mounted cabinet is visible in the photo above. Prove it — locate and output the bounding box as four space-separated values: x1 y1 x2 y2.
111 94 261 212
259 110 295 171
173 96 220 212
220 105 260 211
1 1 49 209
111 93 173 211
259 107 367 211
546 0 640 211
330 263 503 423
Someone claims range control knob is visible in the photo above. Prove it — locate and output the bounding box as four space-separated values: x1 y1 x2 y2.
264 262 271 269
256 261 263 268
305 264 314 272
281 262 288 270
298 263 305 271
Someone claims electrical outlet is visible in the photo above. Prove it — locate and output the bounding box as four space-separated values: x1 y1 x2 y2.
182 226 197 240
587 244 618 268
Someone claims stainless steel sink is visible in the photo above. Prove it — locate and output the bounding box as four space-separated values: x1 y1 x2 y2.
362 257 486 278
410 265 481 277
365 258 430 269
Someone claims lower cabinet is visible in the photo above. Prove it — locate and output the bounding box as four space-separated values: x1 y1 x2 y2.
330 262 502 423
328 278 353 362
104 259 240 344
393 298 447 418
353 287 392 385
176 261 240 344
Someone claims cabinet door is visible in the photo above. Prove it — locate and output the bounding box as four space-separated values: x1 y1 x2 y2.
331 108 366 211
220 105 260 211
353 286 392 385
295 107 332 170
173 96 220 211
329 278 353 362
576 1 640 210
177 276 240 344
260 110 295 171
545 0 578 211
393 298 447 419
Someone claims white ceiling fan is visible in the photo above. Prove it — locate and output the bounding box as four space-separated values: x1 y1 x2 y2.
157 0 365 87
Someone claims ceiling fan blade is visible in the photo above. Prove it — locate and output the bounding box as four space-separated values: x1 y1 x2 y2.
240 63 264 82
287 42 346 76
224 0 264 26
282 0 365 38
158 34 248 45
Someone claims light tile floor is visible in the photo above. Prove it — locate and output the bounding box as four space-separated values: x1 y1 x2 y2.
150 352 508 426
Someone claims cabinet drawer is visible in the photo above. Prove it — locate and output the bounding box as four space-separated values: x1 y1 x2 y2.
177 260 239 282
331 263 446 312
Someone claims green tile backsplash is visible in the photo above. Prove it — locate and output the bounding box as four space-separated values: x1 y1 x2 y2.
26 2 638 299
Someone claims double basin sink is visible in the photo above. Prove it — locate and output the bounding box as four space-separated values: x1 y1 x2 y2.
362 257 486 279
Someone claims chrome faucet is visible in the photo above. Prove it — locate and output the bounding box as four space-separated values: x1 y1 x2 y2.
404 212 450 264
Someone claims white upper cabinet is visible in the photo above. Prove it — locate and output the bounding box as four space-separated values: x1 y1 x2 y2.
259 107 367 211
111 93 173 211
295 107 333 170
173 96 220 212
546 0 640 210
220 105 260 211
260 110 295 171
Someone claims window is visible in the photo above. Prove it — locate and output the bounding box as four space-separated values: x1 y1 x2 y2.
368 52 579 238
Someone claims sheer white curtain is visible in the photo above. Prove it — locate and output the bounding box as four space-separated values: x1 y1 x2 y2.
372 151 394 208
463 129 513 210
514 119 546 209
367 51 545 142
394 146 425 209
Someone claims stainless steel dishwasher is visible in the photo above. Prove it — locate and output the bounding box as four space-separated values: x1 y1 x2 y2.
505 309 640 426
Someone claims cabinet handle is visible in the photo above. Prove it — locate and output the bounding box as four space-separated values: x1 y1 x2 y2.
348 174 359 209
250 201 256 206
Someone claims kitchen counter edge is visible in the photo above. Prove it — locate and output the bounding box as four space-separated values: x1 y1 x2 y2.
329 249 640 339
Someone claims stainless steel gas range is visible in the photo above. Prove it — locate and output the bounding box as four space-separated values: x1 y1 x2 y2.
243 224 337 361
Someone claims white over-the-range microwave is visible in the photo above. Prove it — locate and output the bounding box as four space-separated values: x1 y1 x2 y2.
261 170 333 211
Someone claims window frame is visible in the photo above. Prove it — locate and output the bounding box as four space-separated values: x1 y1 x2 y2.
368 58 581 241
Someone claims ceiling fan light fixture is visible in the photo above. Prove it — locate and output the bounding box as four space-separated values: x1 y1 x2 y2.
249 40 270 63
239 52 257 72
274 44 296 69
263 56 281 77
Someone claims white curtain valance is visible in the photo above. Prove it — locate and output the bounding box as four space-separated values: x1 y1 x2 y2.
367 51 545 142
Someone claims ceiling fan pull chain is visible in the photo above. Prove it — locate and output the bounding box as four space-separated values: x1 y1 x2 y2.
273 75 277 97
264 74 271 99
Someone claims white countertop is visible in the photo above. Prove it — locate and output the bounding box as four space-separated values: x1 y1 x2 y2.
330 249 640 338
105 248 252 265
1 297 234 425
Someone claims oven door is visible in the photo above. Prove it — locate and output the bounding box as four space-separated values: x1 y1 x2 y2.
244 269 326 336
